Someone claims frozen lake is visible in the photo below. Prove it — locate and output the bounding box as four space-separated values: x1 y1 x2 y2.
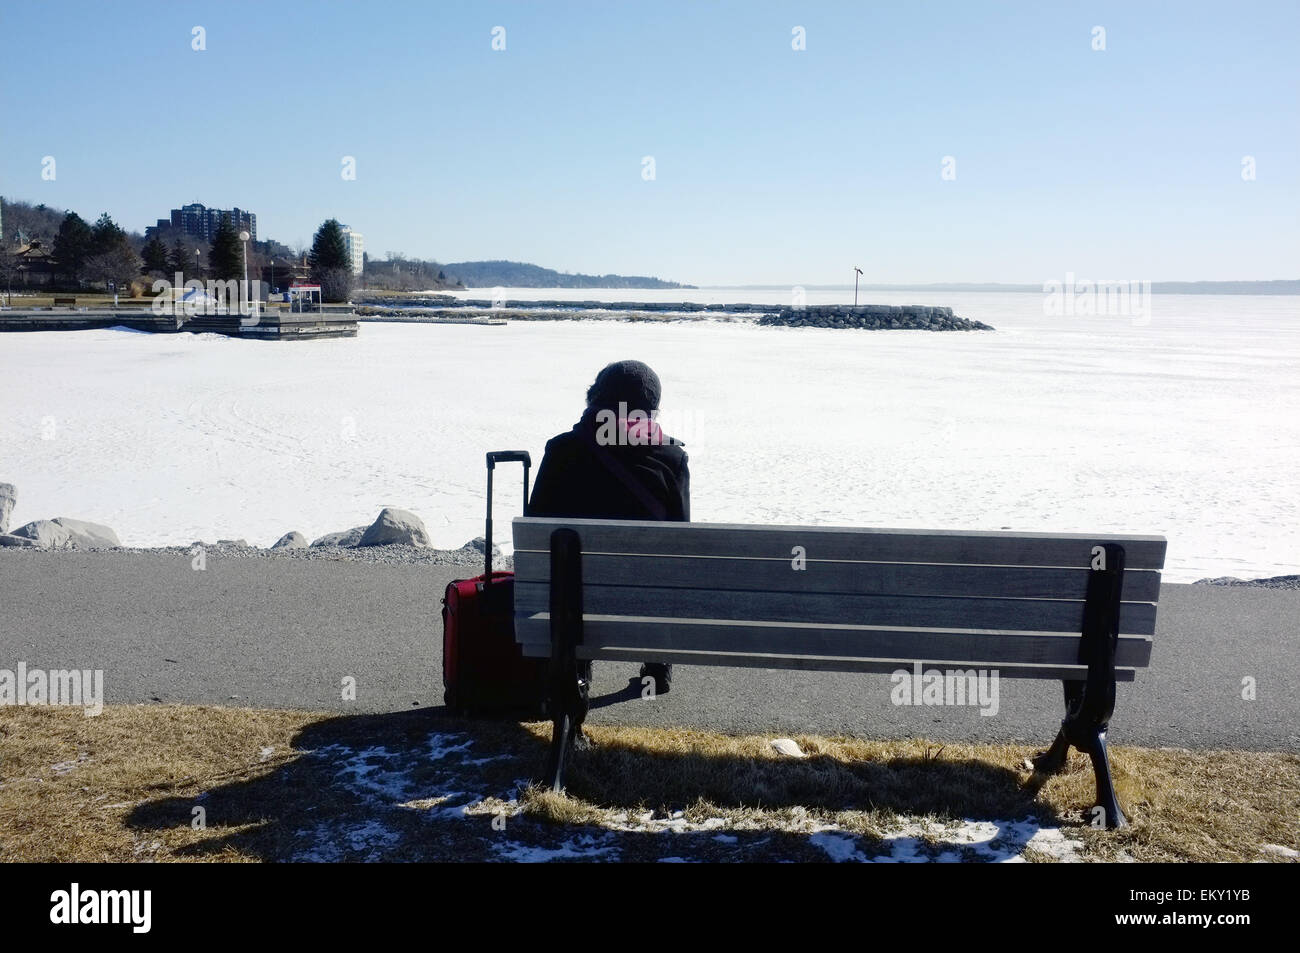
2 291 1297 582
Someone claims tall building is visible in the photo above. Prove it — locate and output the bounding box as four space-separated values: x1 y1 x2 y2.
340 226 364 276
148 203 257 242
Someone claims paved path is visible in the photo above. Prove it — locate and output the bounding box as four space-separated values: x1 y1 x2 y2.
1 551 1296 751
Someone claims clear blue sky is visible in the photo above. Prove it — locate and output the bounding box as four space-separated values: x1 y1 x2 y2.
2 0 1296 285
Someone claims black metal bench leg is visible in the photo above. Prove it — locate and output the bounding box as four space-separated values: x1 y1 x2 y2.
1030 681 1080 777
570 673 590 750
1031 690 1129 827
1083 726 1127 829
542 528 586 793
544 711 572 793
542 673 590 792
1031 728 1072 776
1031 545 1131 829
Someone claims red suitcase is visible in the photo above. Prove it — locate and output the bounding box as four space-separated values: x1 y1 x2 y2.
442 451 549 716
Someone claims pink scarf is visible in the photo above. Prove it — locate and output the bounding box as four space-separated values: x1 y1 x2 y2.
621 415 664 446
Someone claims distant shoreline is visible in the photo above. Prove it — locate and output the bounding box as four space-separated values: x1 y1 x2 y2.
722 281 1300 295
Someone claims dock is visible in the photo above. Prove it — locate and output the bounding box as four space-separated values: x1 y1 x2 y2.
0 308 359 339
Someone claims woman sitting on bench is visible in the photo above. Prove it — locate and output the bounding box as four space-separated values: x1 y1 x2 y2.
528 359 690 695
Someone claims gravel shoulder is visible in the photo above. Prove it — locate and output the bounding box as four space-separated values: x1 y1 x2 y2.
16 540 512 569
1193 574 1300 590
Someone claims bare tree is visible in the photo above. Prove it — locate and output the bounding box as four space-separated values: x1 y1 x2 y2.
83 245 144 292
1 199 64 246
0 246 19 304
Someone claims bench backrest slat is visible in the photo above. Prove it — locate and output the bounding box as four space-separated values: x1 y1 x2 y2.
515 614 1152 668
517 635 1140 682
512 518 1168 571
512 550 1163 603
513 581 1157 635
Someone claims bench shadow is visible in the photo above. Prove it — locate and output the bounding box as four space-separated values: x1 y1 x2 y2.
587 677 643 711
124 707 1070 862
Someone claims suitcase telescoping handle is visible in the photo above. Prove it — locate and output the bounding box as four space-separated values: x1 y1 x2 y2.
484 451 531 580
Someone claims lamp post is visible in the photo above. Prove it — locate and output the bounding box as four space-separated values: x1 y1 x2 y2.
238 230 253 318
854 266 863 306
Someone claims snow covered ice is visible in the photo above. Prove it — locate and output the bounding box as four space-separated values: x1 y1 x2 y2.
2 290 1296 582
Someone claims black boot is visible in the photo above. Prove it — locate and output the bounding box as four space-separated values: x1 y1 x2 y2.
640 662 672 696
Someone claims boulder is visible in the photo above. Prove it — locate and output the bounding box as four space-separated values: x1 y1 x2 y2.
14 517 121 548
52 518 121 547
272 531 308 549
310 526 368 548
465 536 505 562
0 483 14 535
12 520 73 548
358 507 430 547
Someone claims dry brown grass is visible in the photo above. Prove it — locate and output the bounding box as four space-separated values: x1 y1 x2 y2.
1 704 1296 863
516 724 1300 862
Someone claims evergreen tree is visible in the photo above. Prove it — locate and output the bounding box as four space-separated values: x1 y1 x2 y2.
52 211 93 284
309 218 349 271
308 218 354 302
89 212 126 256
169 239 190 278
208 214 243 280
141 233 170 274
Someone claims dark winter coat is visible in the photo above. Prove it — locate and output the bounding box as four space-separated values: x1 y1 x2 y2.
528 409 690 522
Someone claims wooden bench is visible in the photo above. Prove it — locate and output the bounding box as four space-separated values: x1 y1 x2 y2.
53 296 77 307
512 517 1167 828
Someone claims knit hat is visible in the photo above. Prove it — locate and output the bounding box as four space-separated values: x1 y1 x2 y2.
585 360 662 414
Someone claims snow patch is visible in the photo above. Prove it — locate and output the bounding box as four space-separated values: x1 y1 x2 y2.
810 832 869 863
493 834 618 863
809 817 1083 863
292 819 403 862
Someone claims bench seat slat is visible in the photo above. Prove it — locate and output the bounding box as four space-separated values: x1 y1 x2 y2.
514 614 1152 668
512 550 1162 603
516 640 1138 682
513 518 1169 571
513 582 1158 635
